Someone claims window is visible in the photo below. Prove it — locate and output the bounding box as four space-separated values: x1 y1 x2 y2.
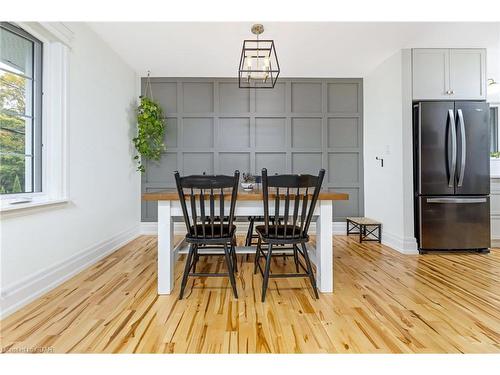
0 22 42 194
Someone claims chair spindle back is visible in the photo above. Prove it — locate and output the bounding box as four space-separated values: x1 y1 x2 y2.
174 171 240 239
261 168 325 239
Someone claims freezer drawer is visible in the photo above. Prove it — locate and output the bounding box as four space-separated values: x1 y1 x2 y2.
419 196 490 250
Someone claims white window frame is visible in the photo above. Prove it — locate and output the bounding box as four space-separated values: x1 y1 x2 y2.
1 22 72 213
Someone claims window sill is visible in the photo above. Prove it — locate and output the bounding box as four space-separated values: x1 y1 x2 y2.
0 197 69 213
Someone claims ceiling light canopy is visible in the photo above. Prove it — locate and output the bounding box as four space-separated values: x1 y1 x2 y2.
238 24 280 89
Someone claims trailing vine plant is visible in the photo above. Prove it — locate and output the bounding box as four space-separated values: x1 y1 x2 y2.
133 72 166 173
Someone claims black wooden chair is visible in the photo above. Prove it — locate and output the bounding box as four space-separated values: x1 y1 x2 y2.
254 168 325 302
174 170 240 299
245 175 282 246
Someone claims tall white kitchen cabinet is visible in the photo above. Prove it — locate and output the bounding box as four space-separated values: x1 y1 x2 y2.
412 48 486 100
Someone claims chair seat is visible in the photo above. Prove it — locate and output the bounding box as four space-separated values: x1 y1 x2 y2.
255 225 308 240
187 224 236 239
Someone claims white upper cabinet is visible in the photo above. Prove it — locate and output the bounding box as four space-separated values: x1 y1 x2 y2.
412 48 486 100
412 49 449 100
449 49 486 100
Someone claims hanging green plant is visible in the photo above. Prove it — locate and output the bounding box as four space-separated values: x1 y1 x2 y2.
133 73 166 173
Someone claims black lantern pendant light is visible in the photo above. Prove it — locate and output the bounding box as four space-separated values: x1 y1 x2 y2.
238 24 280 89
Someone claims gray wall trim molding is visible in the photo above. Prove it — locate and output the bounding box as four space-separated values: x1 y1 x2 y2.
141 77 364 222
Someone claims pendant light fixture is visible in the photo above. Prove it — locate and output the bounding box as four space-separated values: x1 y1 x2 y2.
238 24 280 89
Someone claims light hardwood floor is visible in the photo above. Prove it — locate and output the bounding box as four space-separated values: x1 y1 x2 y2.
1 235 499 353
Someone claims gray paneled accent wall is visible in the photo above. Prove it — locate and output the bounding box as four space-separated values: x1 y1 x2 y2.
141 78 364 222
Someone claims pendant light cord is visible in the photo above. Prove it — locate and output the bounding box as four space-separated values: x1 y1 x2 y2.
256 34 259 72
144 70 154 100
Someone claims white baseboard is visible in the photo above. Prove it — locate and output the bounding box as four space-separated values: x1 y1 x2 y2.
381 231 419 254
0 225 140 319
140 221 347 236
141 221 161 235
332 222 346 234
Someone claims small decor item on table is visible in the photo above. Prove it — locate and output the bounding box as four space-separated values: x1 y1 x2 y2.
133 71 166 173
241 173 256 191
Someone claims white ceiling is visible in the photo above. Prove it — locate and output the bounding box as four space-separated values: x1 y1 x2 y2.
88 22 500 78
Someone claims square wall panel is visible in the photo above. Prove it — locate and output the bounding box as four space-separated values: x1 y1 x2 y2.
328 83 359 113
255 118 286 148
292 118 322 148
183 82 214 113
164 118 178 148
183 118 213 148
219 83 250 113
183 153 213 175
328 118 359 148
292 153 322 174
219 118 250 148
255 153 286 175
328 153 359 183
256 83 286 113
219 153 250 175
146 153 178 183
143 187 168 222
291 83 322 113
148 82 177 114
331 187 360 220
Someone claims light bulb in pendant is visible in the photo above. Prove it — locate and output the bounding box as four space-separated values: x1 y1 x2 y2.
263 57 270 69
262 57 270 82
246 57 252 81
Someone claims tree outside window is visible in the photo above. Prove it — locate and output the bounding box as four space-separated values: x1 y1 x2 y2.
0 23 42 195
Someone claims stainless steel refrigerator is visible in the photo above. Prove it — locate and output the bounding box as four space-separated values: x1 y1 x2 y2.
413 101 490 253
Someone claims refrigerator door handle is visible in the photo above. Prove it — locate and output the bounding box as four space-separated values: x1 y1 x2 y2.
426 197 487 204
457 109 466 187
448 109 457 188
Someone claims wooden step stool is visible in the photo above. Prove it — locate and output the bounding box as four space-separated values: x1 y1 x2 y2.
346 217 382 243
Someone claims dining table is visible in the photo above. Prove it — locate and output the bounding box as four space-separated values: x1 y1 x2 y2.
142 187 349 295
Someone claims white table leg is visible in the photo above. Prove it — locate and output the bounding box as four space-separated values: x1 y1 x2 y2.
158 200 174 294
316 200 333 292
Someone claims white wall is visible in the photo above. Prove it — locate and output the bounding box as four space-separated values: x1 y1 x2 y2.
363 50 417 254
0 23 140 317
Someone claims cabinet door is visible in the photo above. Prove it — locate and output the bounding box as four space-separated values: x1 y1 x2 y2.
449 49 486 100
412 49 449 100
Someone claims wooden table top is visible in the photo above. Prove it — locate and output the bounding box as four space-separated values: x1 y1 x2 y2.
142 188 349 201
